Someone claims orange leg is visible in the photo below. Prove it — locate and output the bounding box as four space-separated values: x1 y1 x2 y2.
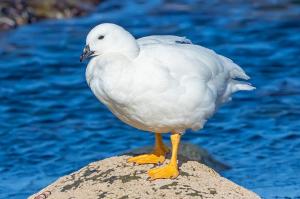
148 133 181 180
127 133 169 164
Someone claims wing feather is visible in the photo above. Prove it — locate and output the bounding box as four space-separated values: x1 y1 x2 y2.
137 35 192 46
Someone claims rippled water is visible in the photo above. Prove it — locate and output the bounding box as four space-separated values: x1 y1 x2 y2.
1 0 300 198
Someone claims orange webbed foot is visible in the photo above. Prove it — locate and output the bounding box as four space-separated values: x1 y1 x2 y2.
148 163 179 180
127 145 169 165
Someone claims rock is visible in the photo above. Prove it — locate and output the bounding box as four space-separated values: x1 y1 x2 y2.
29 155 261 199
0 0 100 30
125 143 231 172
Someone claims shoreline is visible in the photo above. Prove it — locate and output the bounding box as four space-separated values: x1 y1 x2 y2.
0 0 100 31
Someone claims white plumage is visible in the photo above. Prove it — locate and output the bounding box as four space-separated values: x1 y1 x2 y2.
84 23 255 134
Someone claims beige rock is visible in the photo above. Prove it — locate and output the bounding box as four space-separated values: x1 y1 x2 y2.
29 155 261 199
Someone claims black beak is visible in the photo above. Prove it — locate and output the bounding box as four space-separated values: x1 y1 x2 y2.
80 45 95 62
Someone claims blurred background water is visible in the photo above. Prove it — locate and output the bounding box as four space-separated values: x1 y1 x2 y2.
0 0 300 198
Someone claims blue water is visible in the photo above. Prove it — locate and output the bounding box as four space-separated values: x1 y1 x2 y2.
0 0 300 198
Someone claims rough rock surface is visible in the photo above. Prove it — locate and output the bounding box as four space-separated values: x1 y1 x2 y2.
0 0 100 30
29 155 261 199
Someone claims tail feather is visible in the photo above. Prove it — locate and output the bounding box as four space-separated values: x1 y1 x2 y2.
230 68 250 80
217 55 255 103
221 80 255 103
218 55 250 80
231 80 256 92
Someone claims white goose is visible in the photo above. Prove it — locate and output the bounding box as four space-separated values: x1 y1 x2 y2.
80 23 255 180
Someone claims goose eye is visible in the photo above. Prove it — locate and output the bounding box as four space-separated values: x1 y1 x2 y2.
98 35 104 40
